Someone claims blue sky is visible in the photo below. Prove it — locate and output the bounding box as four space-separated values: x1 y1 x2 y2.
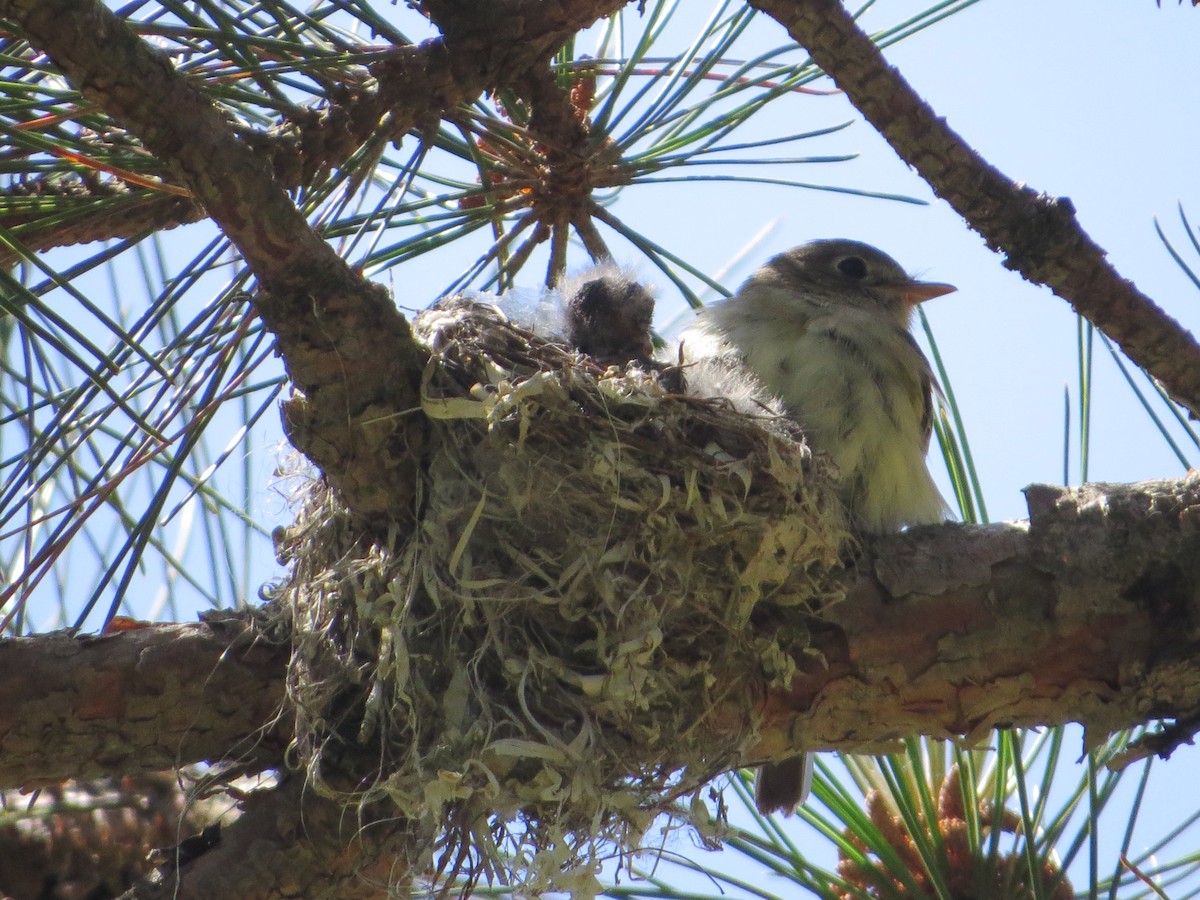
342 3 1200 892
846 0 1200 518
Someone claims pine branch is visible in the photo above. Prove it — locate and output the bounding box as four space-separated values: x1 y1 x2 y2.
0 0 634 528
0 180 199 262
0 0 631 264
760 477 1200 759
0 0 429 523
0 614 289 790
5 477 1199 792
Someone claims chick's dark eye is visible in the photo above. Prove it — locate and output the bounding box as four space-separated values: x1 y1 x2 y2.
837 256 868 279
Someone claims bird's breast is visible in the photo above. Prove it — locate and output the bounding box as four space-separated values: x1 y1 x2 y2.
700 299 945 529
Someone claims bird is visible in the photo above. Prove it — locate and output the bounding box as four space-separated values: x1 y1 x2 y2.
680 238 955 815
562 265 656 367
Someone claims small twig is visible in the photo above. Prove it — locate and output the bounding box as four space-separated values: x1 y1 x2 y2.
573 208 613 262
1107 711 1200 770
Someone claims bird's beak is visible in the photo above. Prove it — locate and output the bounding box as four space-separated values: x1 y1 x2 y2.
898 280 956 305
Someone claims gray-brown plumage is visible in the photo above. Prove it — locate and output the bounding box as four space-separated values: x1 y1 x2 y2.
564 268 655 366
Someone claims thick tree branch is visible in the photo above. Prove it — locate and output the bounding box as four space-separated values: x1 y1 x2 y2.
0 0 633 527
0 0 365 301
6 477 1200 793
0 614 289 791
749 0 1200 419
753 477 1200 760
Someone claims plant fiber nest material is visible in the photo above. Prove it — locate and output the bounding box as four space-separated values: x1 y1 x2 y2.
269 298 846 892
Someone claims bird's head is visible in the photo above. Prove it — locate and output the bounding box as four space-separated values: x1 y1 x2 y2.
762 238 956 323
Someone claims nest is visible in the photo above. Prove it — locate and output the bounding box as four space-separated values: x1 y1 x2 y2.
268 298 847 894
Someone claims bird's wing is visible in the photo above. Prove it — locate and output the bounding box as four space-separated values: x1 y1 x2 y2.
896 328 940 454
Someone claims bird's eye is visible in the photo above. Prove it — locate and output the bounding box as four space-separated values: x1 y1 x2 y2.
837 256 868 279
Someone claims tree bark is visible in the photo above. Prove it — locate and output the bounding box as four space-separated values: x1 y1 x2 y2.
0 0 631 529
127 777 421 900
754 477 1200 759
5 477 1198 896
0 613 289 790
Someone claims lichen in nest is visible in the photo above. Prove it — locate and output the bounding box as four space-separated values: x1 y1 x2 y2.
267 298 847 894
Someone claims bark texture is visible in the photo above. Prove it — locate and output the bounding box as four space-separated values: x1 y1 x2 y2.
1 0 432 525
128 778 420 900
5 478 1198 896
0 614 289 790
0 0 629 529
755 477 1200 758
3 1 1198 894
